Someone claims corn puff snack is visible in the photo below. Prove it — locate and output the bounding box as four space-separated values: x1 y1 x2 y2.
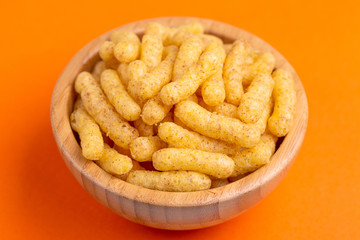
231 133 277 177
97 143 133 175
174 100 261 148
153 148 234 178
129 136 167 162
113 31 141 63
160 42 224 105
91 61 106 82
75 71 139 149
268 69 296 137
141 94 173 125
127 170 211 192
157 122 242 155
70 99 104 160
128 45 178 101
99 41 119 69
140 34 163 71
100 69 141 121
223 40 249 105
116 63 131 87
237 73 274 123
173 36 204 81
201 64 226 106
242 52 276 86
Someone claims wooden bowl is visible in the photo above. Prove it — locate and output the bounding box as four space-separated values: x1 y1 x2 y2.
50 17 308 230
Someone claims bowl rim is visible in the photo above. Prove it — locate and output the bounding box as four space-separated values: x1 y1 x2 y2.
51 16 308 208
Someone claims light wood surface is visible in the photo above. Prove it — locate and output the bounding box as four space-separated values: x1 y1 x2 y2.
50 17 308 230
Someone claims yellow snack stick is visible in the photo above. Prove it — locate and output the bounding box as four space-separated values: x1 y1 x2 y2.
127 170 211 192
201 53 226 106
268 69 296 137
75 72 139 149
153 148 234 178
70 99 104 160
200 41 226 106
145 22 171 42
237 73 274 123
223 40 249 105
174 101 261 148
133 118 154 137
173 36 204 81
160 42 224 105
127 60 148 106
242 52 276 87
117 63 130 87
128 45 178 101
100 69 141 121
113 31 141 63
97 143 133 175
178 22 204 34
128 60 147 82
140 34 163 70
157 122 243 155
141 94 172 125
231 133 277 177
211 178 229 188
212 102 238 118
91 61 106 82
99 41 119 69
254 98 274 134
223 43 233 55
129 136 167 162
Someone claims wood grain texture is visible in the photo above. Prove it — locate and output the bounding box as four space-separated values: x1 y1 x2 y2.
50 17 308 230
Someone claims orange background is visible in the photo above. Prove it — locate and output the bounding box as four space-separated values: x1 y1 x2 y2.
1 0 359 239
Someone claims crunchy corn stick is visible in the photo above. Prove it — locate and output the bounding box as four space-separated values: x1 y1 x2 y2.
128 45 178 101
201 70 226 106
157 122 243 155
173 36 204 81
160 42 224 105
140 34 163 71
97 143 133 175
100 69 141 121
70 99 104 160
242 52 276 87
117 63 130 87
99 41 119 69
75 72 139 149
237 73 274 123
127 170 211 192
223 40 249 105
141 94 173 125
129 136 167 162
231 133 277 177
268 69 296 137
113 31 141 63
91 61 106 82
153 148 234 178
174 101 261 148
